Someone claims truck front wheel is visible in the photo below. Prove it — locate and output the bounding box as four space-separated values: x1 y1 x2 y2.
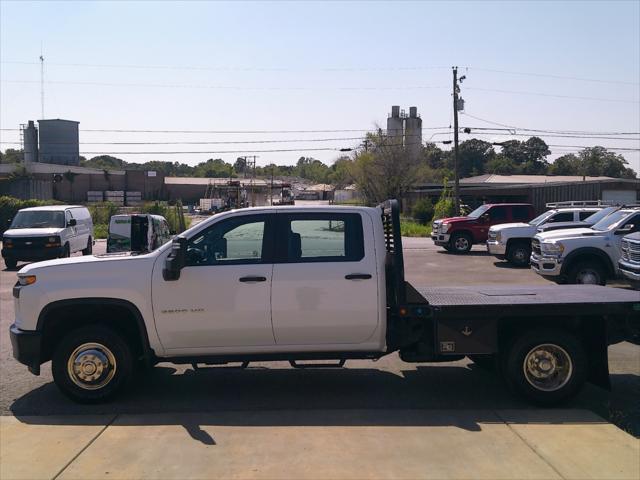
450 232 472 254
507 242 531 267
52 326 133 403
503 329 587 406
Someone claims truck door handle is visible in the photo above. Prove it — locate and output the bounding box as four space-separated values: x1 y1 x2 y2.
345 274 372 280
239 276 267 283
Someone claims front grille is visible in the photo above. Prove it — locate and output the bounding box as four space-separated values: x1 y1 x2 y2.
623 239 640 263
532 239 541 255
5 237 49 248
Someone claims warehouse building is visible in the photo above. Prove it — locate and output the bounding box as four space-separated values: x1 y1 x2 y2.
406 174 640 214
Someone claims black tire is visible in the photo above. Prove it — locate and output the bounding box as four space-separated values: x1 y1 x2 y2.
468 354 496 371
82 237 93 255
443 245 453 252
502 328 587 406
567 261 607 286
450 232 473 254
61 243 71 258
52 325 133 403
4 258 18 270
507 242 531 267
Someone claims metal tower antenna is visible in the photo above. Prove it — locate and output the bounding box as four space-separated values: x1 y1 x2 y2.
40 44 45 119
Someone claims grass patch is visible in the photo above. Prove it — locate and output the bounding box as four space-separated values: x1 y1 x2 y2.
400 218 431 237
93 224 108 239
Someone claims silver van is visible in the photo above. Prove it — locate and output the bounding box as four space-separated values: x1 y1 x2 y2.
1 205 94 269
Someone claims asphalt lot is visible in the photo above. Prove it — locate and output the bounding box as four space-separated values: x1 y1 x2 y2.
1 237 638 436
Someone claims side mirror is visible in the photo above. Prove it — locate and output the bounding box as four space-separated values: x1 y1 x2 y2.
616 224 634 234
67 218 77 227
163 236 187 281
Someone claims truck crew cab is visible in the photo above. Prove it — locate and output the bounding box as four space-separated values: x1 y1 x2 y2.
10 201 639 405
487 203 607 267
432 203 535 254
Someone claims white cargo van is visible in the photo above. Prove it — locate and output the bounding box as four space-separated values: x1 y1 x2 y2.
1 205 93 269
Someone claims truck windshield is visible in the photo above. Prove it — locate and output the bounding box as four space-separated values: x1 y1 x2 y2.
591 210 632 231
529 211 555 226
467 205 490 219
583 207 618 224
10 211 65 229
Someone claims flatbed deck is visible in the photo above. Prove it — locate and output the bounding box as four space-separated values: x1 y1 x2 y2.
413 285 640 307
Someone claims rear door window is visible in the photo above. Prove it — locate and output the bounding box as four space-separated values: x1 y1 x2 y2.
280 213 364 263
489 206 508 222
511 206 530 222
549 212 574 223
579 211 594 221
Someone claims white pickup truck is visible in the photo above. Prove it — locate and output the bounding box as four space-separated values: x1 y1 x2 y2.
10 201 640 405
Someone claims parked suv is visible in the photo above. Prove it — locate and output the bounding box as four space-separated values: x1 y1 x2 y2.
1 205 93 270
619 232 640 289
432 203 535 254
487 205 605 267
531 207 640 285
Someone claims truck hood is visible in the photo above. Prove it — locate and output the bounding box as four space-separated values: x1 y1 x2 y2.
537 221 590 233
490 222 530 232
18 251 152 274
535 227 600 242
3 227 64 238
439 216 472 224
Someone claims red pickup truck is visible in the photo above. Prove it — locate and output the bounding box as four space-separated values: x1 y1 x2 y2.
431 203 535 253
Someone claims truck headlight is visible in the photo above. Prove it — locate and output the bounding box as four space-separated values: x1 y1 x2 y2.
18 275 36 286
541 242 564 255
441 223 451 233
46 236 61 247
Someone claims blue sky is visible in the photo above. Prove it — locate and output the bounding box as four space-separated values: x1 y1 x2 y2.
1 1 639 173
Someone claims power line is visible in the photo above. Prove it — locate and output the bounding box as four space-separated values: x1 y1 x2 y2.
467 67 640 86
1 79 449 91
0 127 450 134
4 60 637 86
465 86 637 104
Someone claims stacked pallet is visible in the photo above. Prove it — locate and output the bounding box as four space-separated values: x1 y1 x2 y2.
87 191 104 203
126 191 143 206
105 190 125 206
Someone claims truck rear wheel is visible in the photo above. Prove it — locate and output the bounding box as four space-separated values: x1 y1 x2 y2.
82 237 93 255
450 232 472 254
52 326 133 403
4 258 18 270
503 329 587 406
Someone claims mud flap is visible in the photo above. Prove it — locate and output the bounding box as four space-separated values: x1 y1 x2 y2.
584 319 611 391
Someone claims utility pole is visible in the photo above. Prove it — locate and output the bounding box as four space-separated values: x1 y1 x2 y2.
240 155 259 206
270 165 274 206
452 66 460 216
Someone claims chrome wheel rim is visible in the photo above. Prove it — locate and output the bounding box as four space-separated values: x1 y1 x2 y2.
454 237 469 251
513 248 527 262
576 269 599 284
67 342 117 390
523 344 573 392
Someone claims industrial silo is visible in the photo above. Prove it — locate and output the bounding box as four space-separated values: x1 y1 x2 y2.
22 121 39 164
38 119 80 166
404 106 422 160
387 106 404 146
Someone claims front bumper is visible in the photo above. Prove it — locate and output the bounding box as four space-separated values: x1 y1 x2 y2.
530 253 563 279
430 233 451 246
618 259 640 282
9 324 42 375
486 240 506 256
2 246 64 262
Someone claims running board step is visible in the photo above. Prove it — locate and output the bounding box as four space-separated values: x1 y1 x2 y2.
191 361 250 370
289 359 346 369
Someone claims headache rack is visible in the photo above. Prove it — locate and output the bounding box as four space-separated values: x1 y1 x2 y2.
379 199 406 307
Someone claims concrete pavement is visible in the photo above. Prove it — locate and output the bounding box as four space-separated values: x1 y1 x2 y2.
2 410 638 480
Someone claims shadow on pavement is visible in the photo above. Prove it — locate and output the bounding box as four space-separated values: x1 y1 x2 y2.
11 363 634 439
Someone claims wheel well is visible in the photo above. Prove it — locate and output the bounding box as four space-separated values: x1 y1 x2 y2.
38 300 152 365
506 238 531 249
562 251 614 277
451 230 473 242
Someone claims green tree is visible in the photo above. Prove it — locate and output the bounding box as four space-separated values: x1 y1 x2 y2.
499 137 550 174
548 154 580 175
0 149 24 164
457 139 496 177
411 198 434 225
577 146 637 178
